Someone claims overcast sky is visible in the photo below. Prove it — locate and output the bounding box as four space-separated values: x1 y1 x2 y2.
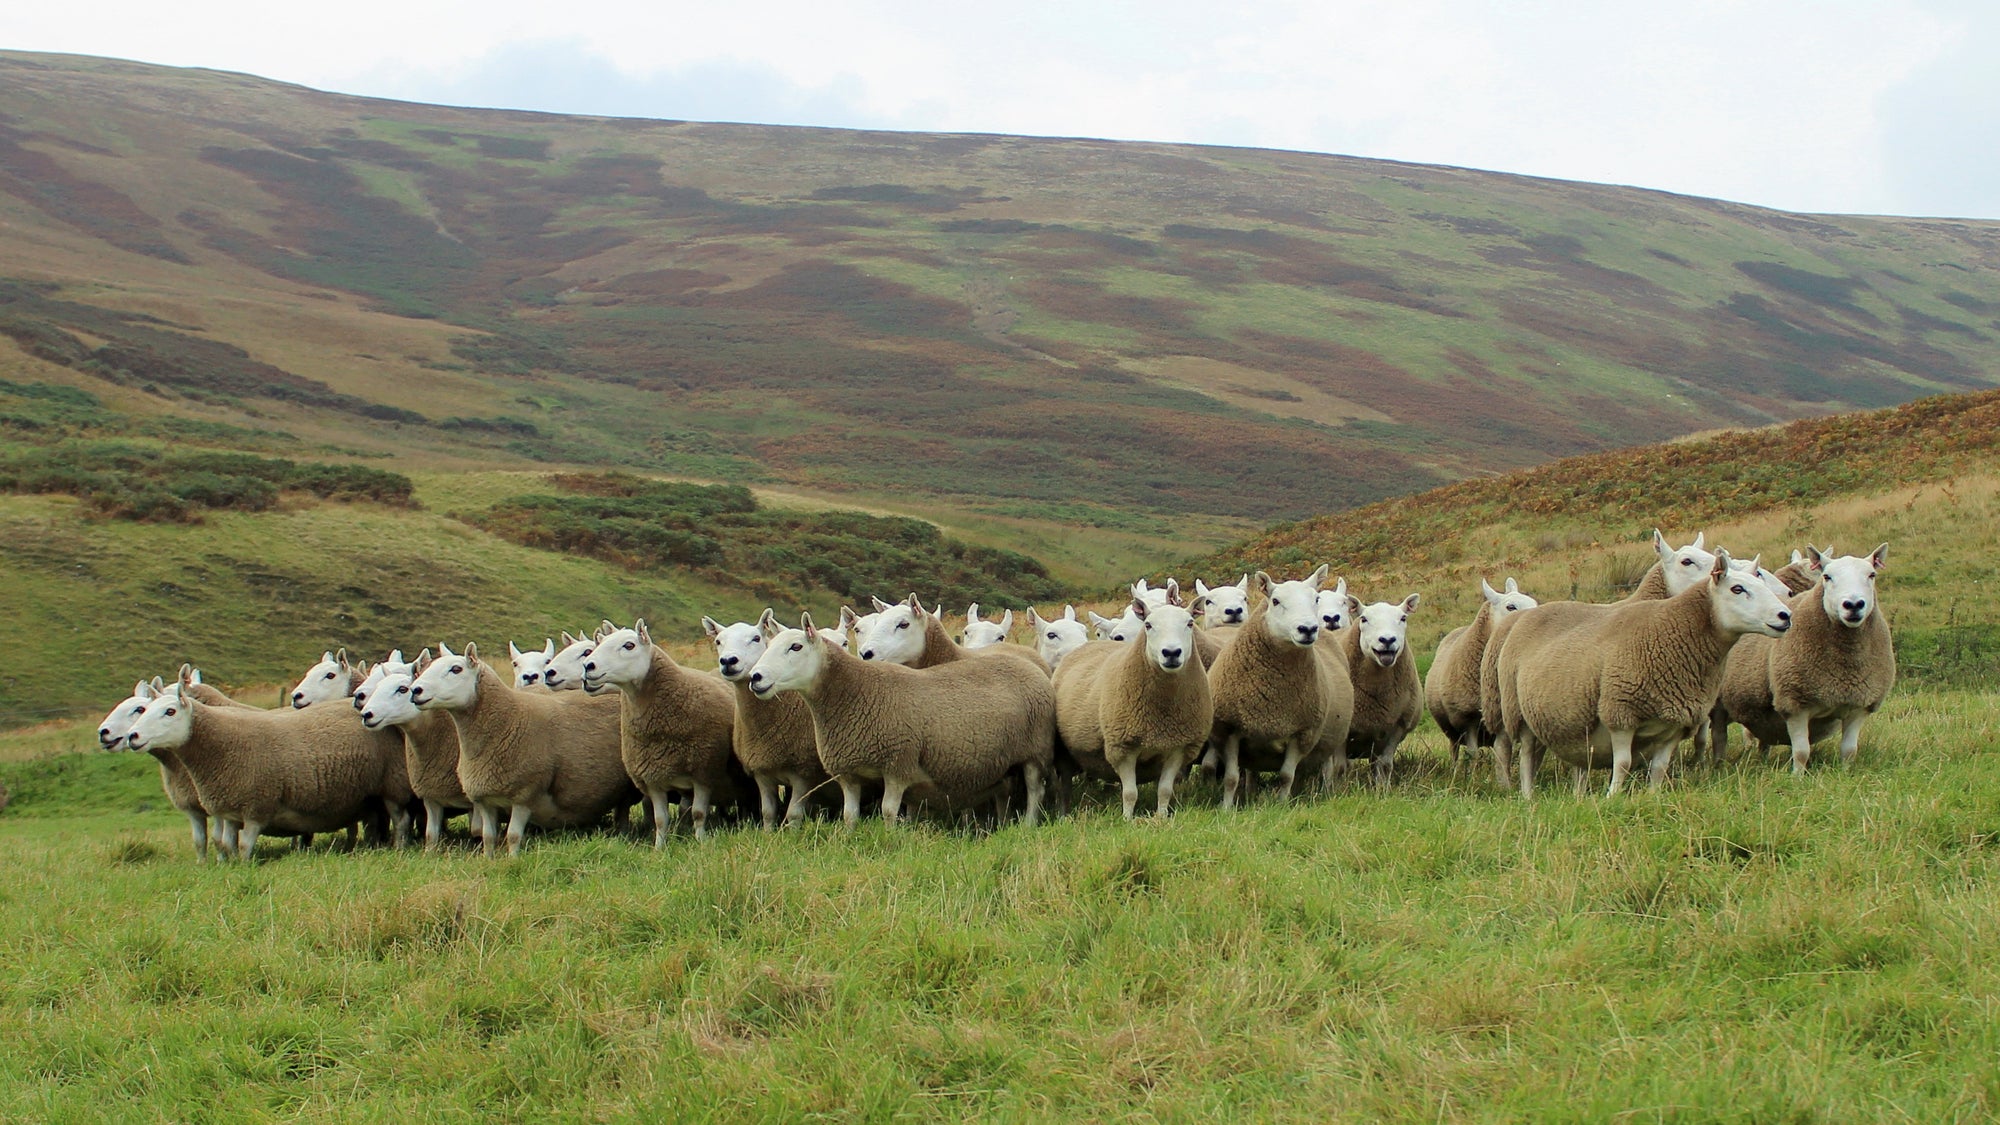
7 0 1997 219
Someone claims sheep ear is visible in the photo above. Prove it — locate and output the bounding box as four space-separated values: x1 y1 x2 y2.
149 675 166 693
1790 549 1806 565
436 641 456 659
758 609 782 639
1692 531 1706 550
464 641 480 663
1305 563 1330 589
872 596 894 613
1480 577 1500 603
415 651 433 673
1133 578 1151 595
701 615 724 640
336 648 351 672
801 612 818 639
540 640 554 658
1652 529 1671 560
1346 594 1362 618
1195 579 1212 598
1402 593 1421 613
1329 577 1348 602
1130 598 1150 621
388 649 405 665
1027 607 1047 628
966 602 981 623
838 606 859 631
1870 543 1889 570
560 630 578 646
635 619 651 645
1504 577 1518 594
1252 571 1274 596
321 651 334 665
1063 604 1077 621
1805 545 1827 571
1088 611 1112 627
1165 578 1182 606
135 678 153 698
1709 550 1731 580
997 609 1012 632
510 641 526 661
179 663 196 688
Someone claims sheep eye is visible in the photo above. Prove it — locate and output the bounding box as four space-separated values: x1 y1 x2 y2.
789 643 802 652
451 665 463 674
1046 631 1057 639
895 621 909 630
396 686 409 695
623 642 636 651
1681 558 1695 566
324 671 336 680
1730 585 1745 595
163 708 176 717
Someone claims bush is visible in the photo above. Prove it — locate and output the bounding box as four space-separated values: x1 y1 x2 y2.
0 440 416 523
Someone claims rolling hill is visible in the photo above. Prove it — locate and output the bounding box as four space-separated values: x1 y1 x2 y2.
4 49 2000 535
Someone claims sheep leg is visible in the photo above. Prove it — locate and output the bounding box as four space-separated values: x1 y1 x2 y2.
1021 762 1045 828
1155 748 1189 818
478 805 501 857
1198 739 1220 781
1786 712 1815 775
217 819 240 857
649 790 674 849
881 777 910 826
238 822 263 861
1220 733 1243 810
1116 756 1141 821
390 805 412 850
1491 734 1513 791
1690 717 1711 767
300 833 316 851
781 775 814 829
1372 732 1405 790
186 811 209 864
755 774 782 832
505 804 533 856
343 822 359 851
1516 734 1538 799
1275 741 1303 802
1606 730 1636 796
1709 707 1731 767
690 786 712 840
1838 715 1866 767
423 800 446 851
838 775 864 829
1646 740 1677 790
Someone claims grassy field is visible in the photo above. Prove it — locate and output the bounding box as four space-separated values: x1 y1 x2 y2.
1 690 1995 1121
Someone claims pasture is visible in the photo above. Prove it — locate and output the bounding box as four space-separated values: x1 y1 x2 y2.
2 689 1995 1122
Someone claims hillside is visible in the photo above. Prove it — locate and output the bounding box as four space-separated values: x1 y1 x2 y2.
5 50 2000 533
1178 388 2000 687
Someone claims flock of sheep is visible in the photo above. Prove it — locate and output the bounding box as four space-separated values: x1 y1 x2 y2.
98 531 1895 861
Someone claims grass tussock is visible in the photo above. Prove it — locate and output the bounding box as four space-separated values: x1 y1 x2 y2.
1 690 1996 1119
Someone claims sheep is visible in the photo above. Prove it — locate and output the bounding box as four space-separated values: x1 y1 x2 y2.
1329 592 1425 789
859 595 1052 674
747 612 1055 828
583 620 742 843
704 610 834 830
408 642 635 855
358 654 477 850
349 650 414 714
125 666 414 859
1710 545 1895 772
1193 575 1251 627
290 648 362 708
1771 549 1817 595
960 604 1014 650
841 606 881 653
540 629 600 691
1622 530 1715 601
1426 578 1539 786
510 639 557 689
1493 549 1793 796
1207 565 1344 807
1027 605 1090 669
1051 592 1211 818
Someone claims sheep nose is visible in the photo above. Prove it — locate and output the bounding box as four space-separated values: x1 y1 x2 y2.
362 710 375 722
99 727 111 741
291 691 304 704
1297 624 1319 641
583 661 595 673
860 649 875 660
1777 610 1792 623
126 731 140 747
1161 647 1183 665
1843 599 1866 613
719 655 739 669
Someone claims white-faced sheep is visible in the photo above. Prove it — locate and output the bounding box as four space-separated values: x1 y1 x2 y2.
860 595 1051 673
1711 545 1896 772
704 611 835 830
584 620 742 843
960 604 1014 649
540 629 600 691
358 654 476 850
509 639 557 689
290 649 363 708
349 650 414 714
1193 575 1251 627
1426 578 1538 786
1330 592 1425 789
747 613 1055 828
1494 550 1793 796
408 642 635 855
126 667 414 859
1051 593 1212 818
1027 605 1091 669
1207 566 1349 807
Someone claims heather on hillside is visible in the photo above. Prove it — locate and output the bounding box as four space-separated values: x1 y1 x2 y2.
468 472 1067 609
0 438 414 523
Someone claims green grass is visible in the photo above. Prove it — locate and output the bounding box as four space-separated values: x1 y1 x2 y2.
1 690 1995 1121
